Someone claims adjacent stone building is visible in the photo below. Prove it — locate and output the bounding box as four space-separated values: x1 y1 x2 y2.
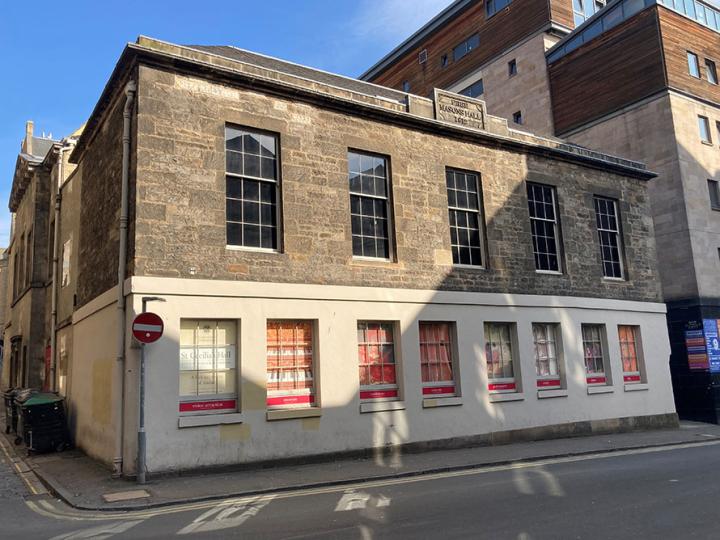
17 36 674 477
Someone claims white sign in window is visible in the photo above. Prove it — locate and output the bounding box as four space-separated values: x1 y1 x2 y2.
582 324 608 386
179 320 237 415
533 323 562 390
484 322 518 393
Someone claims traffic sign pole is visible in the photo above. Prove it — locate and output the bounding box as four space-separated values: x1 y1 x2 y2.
135 297 165 485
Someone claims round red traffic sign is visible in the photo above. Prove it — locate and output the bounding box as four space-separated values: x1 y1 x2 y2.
132 312 164 344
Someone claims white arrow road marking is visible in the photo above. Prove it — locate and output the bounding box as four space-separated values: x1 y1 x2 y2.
49 520 143 540
335 490 391 512
177 495 275 535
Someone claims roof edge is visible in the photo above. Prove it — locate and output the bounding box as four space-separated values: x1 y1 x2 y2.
359 0 475 81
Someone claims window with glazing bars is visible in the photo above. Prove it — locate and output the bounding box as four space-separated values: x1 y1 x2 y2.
619 325 642 382
459 79 484 98
419 322 456 397
349 152 391 259
582 324 607 384
447 169 483 266
453 34 480 61
357 322 398 400
594 197 624 279
266 321 315 409
225 126 279 249
533 323 561 388
527 183 561 272
484 323 515 380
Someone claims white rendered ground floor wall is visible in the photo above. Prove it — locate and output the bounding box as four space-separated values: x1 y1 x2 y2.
68 277 677 474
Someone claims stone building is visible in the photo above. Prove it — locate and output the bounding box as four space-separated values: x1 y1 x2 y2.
1 121 78 392
363 0 720 422
27 36 676 477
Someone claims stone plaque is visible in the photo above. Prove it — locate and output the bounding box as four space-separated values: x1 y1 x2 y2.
434 89 486 131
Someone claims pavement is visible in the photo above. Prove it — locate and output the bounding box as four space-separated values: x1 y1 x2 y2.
3 418 720 512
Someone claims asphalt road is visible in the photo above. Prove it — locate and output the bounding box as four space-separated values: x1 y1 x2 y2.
3 441 720 539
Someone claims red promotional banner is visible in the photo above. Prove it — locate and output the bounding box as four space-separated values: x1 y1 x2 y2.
488 382 516 392
179 399 236 413
586 376 607 385
537 379 561 388
266 394 314 407
360 389 398 400
623 374 641 383
422 385 456 396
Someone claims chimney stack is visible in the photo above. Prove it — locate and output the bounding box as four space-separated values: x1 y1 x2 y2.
22 120 34 155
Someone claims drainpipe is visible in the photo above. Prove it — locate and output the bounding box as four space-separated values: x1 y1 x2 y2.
113 80 136 478
49 143 71 392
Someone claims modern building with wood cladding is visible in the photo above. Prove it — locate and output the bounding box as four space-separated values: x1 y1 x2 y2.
364 0 720 424
2 35 678 476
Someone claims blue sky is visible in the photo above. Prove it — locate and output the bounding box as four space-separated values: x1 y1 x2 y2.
0 0 453 246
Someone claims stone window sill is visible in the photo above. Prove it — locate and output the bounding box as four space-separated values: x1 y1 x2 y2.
423 397 463 408
587 386 614 395
266 408 322 421
178 412 244 429
537 389 568 399
624 383 649 392
489 393 525 403
360 401 406 413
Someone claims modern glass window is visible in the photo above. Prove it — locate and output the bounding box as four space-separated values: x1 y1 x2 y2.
699 115 712 143
706 59 718 84
358 322 398 401
349 152 391 259
512 111 523 125
708 179 720 210
487 0 512 18
441 54 449 68
453 34 480 61
179 320 237 415
459 79 484 98
527 183 561 273
225 126 279 250
484 322 517 392
573 0 604 27
688 51 701 78
402 80 411 92
582 324 608 385
419 322 457 397
266 321 315 409
508 59 517 77
594 197 624 279
533 323 562 389
619 325 643 383
447 169 483 266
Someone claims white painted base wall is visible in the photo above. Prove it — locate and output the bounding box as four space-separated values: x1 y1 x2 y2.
71 277 676 474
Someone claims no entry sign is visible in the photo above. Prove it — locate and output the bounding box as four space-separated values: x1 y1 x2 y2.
132 312 164 344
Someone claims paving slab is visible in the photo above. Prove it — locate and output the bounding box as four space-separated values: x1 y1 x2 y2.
3 420 720 511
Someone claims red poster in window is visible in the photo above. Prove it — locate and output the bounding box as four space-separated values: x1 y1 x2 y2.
623 374 641 383
360 389 398 400
587 376 607 385
423 385 455 396
537 379 561 388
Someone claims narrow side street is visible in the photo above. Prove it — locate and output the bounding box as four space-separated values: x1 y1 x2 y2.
3 440 720 539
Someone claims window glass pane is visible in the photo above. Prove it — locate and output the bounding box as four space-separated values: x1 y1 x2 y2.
225 126 278 249
699 116 711 142
619 325 641 377
709 180 720 209
582 324 607 382
266 321 315 409
447 170 483 266
179 320 238 414
707 60 718 84
358 322 398 399
349 152 391 259
688 52 700 77
594 197 624 278
533 324 561 382
527 183 561 272
484 323 515 380
419 323 455 394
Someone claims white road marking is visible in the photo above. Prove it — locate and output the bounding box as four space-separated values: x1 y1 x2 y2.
176 494 275 535
49 520 143 540
335 490 391 512
25 439 720 523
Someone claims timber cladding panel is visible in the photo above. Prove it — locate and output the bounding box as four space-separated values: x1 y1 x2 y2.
658 6 720 104
548 0 575 29
548 7 666 135
367 0 552 96
131 64 661 303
